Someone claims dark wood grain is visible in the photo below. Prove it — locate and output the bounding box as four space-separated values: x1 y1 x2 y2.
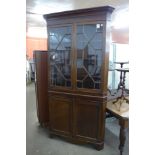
33 50 49 127
49 95 73 136
44 6 114 149
119 120 128 155
44 6 114 20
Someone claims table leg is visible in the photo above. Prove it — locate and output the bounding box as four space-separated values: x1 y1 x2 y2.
119 119 128 155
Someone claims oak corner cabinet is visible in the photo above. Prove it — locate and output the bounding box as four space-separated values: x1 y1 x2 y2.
44 6 114 150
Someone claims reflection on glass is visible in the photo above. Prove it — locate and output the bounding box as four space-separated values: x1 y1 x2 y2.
49 26 72 87
76 24 104 89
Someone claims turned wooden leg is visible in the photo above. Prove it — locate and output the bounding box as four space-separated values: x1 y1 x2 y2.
119 119 128 155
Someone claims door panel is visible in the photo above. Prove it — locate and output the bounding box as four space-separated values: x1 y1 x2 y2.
49 95 72 136
74 98 101 140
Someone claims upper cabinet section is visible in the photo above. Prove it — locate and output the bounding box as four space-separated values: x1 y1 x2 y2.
44 6 114 94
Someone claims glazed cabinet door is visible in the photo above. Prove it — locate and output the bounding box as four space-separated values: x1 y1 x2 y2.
49 95 73 137
76 23 105 91
48 25 73 88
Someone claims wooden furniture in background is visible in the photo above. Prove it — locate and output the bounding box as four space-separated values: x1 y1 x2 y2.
44 6 114 150
111 62 129 110
33 50 49 127
106 99 129 155
114 61 129 94
107 62 129 155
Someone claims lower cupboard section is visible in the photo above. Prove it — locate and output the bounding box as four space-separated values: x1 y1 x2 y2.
48 93 107 150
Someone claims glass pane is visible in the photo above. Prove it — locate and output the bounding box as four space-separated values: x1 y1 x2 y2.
49 26 72 87
76 23 104 89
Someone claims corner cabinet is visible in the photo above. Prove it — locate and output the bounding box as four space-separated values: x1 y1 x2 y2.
44 6 114 150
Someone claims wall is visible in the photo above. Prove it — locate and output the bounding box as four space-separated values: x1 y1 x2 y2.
112 27 129 44
26 37 47 58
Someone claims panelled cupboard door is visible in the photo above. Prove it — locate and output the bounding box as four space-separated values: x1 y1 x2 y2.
48 25 73 89
48 95 73 136
73 97 104 141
